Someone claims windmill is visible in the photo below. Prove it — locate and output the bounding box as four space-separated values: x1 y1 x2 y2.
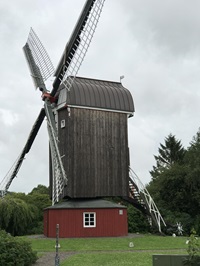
0 0 105 204
0 0 166 236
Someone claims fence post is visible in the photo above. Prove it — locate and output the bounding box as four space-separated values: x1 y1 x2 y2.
55 224 60 266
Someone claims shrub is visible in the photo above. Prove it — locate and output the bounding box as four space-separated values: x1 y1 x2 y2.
127 205 150 233
184 229 200 266
0 230 37 265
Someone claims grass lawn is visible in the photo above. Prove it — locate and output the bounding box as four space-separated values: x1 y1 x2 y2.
61 251 187 266
26 234 189 265
28 235 187 252
61 252 154 266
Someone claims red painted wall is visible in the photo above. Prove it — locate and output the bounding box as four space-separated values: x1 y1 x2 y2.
44 208 127 238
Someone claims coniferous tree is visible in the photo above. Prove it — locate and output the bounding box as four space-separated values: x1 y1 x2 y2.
184 129 200 217
150 133 185 180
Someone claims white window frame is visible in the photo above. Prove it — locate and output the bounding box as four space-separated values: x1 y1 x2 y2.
83 212 96 228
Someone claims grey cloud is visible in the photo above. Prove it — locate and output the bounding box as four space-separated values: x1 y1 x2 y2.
118 0 200 57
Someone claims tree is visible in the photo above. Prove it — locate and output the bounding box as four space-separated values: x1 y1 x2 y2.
27 185 51 222
150 133 185 180
1 185 51 235
29 184 49 195
0 198 35 236
26 193 51 220
183 130 200 217
148 131 200 234
154 163 189 212
185 129 200 170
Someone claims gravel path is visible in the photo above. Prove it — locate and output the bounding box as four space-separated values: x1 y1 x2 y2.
34 252 76 266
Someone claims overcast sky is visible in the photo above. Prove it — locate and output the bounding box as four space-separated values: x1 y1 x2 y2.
1 0 200 194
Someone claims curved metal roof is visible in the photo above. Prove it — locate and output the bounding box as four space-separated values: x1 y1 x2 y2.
57 76 134 114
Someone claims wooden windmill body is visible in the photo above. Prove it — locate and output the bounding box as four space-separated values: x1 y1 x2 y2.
52 77 134 199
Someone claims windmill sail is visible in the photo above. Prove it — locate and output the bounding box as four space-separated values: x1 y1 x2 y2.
51 0 105 96
0 108 46 197
23 28 55 90
44 102 68 204
23 43 46 90
23 27 69 204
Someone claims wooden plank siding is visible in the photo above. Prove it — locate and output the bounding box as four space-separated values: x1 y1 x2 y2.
44 208 128 238
56 107 130 198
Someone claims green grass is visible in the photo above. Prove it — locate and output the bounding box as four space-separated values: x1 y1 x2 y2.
61 252 153 266
25 235 189 265
27 235 187 252
61 251 187 266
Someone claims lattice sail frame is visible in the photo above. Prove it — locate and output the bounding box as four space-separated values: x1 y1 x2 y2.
23 28 67 205
60 0 105 91
24 28 55 89
44 103 67 205
129 167 166 232
0 156 22 198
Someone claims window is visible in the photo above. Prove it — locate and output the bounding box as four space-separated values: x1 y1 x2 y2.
119 209 123 215
83 212 96 228
61 119 65 128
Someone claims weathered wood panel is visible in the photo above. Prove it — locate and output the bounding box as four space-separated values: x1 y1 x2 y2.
57 107 129 198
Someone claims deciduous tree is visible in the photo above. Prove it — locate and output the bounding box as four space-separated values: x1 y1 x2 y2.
0 198 33 236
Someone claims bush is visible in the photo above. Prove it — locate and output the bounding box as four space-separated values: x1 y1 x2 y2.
184 229 200 266
0 230 37 265
27 221 44 235
127 205 150 233
194 215 200 236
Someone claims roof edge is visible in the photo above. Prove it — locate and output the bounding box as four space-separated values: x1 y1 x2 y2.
44 199 127 210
